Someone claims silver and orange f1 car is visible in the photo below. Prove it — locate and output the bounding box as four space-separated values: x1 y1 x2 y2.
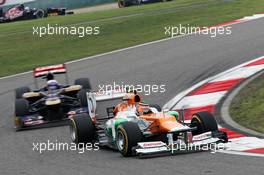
69 90 228 157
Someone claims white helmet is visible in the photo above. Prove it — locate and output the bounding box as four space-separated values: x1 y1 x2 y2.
47 80 59 90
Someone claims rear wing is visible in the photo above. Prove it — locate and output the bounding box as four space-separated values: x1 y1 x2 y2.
94 88 126 101
33 64 68 88
33 64 67 78
86 89 127 120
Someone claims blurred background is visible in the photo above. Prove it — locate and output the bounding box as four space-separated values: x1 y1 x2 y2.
1 0 115 10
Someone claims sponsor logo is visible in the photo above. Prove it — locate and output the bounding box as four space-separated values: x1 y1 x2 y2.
24 120 44 126
0 0 6 5
34 64 65 72
192 132 211 141
139 141 165 148
5 7 23 20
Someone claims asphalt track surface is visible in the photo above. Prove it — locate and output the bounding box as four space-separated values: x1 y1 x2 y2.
0 18 264 175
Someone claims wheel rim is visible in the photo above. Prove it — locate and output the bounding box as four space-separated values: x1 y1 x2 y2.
116 131 125 151
36 10 44 18
191 115 203 135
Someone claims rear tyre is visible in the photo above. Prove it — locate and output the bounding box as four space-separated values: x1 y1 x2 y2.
74 78 92 91
116 122 143 157
15 99 29 116
78 89 88 107
190 111 218 135
70 113 95 144
15 86 30 99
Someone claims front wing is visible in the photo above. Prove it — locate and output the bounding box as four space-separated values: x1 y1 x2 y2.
15 115 70 131
134 131 227 157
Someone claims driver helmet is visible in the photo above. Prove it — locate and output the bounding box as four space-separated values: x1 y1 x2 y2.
137 102 151 115
47 80 59 91
122 93 141 106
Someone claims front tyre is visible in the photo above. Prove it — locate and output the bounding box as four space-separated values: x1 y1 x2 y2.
190 111 218 135
15 99 30 130
15 99 29 116
70 113 95 144
116 122 143 157
15 86 30 99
